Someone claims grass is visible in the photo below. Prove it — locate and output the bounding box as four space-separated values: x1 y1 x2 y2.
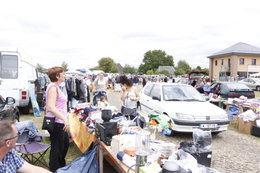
255 91 260 99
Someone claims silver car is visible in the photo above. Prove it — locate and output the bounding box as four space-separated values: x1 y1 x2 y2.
239 78 260 91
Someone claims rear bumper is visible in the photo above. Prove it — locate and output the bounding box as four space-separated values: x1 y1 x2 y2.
171 118 229 132
17 99 29 107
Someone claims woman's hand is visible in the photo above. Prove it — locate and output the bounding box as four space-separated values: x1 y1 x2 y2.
130 97 136 101
63 118 70 132
121 86 126 92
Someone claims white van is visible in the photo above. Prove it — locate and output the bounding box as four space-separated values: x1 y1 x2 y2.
0 51 38 113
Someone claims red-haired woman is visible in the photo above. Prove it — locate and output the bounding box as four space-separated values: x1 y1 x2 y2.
45 66 69 172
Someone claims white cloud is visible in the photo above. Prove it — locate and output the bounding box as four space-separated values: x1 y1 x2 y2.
0 0 260 70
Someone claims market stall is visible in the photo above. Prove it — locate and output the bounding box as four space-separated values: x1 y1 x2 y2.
224 97 260 136
67 103 221 173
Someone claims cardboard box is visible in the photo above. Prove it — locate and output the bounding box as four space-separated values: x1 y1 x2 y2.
229 115 238 128
238 118 256 135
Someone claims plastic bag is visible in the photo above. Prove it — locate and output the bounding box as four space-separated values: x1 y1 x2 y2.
193 129 212 150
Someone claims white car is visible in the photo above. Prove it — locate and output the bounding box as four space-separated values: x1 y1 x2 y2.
139 83 229 133
239 78 260 91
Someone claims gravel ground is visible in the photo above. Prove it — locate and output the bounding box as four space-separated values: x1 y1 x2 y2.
107 89 260 173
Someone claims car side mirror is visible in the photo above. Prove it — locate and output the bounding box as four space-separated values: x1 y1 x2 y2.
6 97 15 105
152 96 161 101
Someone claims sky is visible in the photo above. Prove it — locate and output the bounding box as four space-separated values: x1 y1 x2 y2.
1 0 260 70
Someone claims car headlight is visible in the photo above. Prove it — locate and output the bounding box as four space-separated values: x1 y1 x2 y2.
220 113 229 120
175 113 195 120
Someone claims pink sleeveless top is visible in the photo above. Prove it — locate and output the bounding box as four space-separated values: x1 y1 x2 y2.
45 83 68 124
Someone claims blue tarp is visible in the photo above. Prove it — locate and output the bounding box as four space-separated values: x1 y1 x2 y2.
56 143 99 173
228 105 239 120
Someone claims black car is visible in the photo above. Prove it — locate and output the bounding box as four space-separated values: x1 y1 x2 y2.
210 82 255 99
0 95 20 121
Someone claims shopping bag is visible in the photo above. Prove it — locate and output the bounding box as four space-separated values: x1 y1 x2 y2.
56 142 99 173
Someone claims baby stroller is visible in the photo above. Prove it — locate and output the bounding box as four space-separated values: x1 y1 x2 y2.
92 91 107 106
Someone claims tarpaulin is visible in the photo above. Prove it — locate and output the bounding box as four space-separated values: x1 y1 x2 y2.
56 142 99 173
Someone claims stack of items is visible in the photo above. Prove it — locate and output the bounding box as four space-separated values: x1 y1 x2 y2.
148 113 173 136
95 109 118 145
178 129 212 167
159 130 219 173
238 109 260 135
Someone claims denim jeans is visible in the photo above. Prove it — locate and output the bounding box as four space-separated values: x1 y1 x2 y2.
15 120 38 138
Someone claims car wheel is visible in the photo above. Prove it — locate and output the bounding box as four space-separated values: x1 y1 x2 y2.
256 86 260 91
20 105 30 114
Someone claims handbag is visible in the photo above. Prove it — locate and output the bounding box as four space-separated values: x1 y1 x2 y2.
42 116 55 132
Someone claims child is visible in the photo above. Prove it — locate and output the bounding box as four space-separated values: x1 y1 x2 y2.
97 96 109 109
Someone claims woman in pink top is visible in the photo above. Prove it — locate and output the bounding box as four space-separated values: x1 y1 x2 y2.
45 66 69 172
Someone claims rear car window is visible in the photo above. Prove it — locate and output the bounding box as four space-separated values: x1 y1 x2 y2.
225 83 250 91
150 84 161 99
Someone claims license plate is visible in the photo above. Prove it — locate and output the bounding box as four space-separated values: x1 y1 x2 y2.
200 124 218 129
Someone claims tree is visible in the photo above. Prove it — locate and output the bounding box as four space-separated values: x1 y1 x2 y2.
90 66 100 71
146 70 154 75
175 60 192 75
123 64 137 74
192 66 209 74
138 50 174 73
110 64 119 73
36 63 45 72
158 70 169 75
98 57 118 73
61 61 69 72
195 66 202 70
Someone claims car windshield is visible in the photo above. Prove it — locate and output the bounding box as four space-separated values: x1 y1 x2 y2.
162 85 205 101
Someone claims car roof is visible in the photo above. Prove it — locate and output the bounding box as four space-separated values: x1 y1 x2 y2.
146 82 191 87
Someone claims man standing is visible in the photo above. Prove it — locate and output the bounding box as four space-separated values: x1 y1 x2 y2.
0 120 51 173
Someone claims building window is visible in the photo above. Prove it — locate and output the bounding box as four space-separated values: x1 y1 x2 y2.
240 58 244 65
215 60 217 66
221 59 224 65
252 59 256 65
237 72 247 80
228 59 231 67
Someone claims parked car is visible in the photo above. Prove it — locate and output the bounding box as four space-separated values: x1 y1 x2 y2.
0 95 20 121
238 78 260 91
139 83 229 133
210 82 255 99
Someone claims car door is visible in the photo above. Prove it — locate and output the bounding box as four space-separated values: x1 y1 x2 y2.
140 83 154 112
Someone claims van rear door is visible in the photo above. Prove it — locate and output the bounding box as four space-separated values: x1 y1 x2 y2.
0 53 22 105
